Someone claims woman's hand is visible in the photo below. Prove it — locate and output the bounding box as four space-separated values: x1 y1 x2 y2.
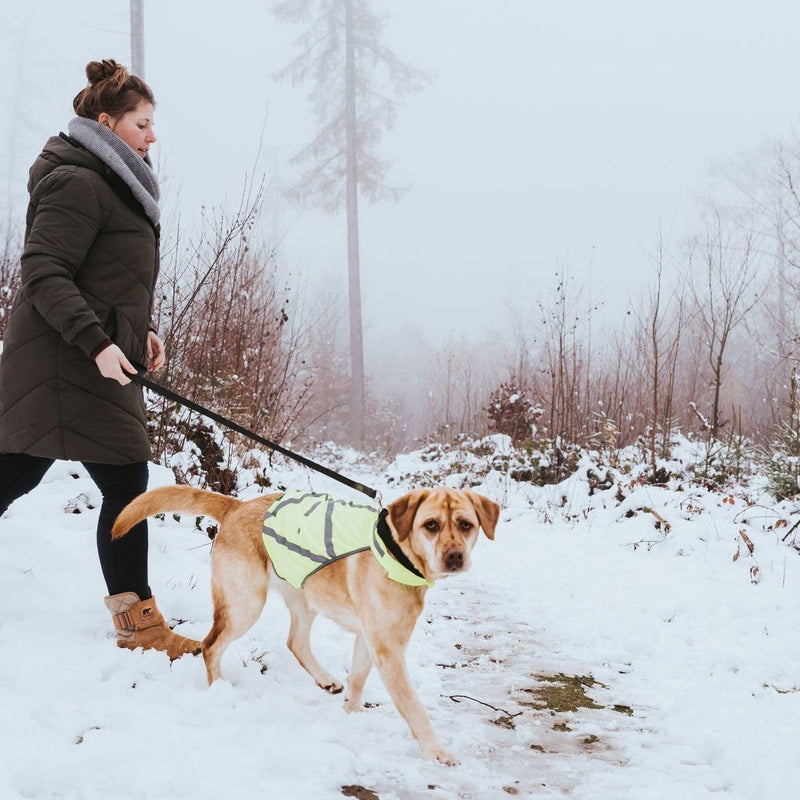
95 344 137 386
146 330 166 371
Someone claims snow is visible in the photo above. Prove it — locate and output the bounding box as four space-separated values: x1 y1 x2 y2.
2 443 800 799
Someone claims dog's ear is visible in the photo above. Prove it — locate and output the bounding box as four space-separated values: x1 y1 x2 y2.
464 491 500 540
388 490 430 541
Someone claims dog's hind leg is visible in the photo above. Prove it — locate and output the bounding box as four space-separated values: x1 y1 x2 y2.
202 549 268 685
277 582 343 694
343 633 373 712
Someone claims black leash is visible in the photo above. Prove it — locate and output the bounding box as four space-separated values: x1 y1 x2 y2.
131 370 379 500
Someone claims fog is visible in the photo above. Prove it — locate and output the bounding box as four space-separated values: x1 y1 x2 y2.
2 1 799 397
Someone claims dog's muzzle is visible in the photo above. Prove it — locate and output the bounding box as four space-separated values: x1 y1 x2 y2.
443 548 465 572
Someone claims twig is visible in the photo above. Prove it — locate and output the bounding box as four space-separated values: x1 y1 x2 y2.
449 694 523 718
647 507 671 532
627 538 664 551
732 502 786 524
782 517 800 543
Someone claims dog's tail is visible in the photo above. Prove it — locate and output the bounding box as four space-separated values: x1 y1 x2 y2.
111 485 242 540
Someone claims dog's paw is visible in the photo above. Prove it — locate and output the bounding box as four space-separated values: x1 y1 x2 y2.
343 696 366 713
319 679 344 694
423 745 459 766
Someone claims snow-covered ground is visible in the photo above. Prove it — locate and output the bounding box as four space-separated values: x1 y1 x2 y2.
2 441 799 799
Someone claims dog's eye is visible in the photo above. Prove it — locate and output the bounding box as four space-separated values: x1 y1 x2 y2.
458 519 474 531
423 519 439 533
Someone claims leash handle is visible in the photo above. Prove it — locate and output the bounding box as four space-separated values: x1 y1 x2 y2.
131 371 378 500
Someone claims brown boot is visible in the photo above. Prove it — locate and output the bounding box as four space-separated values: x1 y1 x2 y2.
105 592 201 661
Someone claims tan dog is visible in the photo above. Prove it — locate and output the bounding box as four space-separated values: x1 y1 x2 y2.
112 485 499 764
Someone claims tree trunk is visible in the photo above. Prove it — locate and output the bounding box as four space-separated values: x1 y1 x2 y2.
345 0 365 444
130 0 145 78
776 210 787 356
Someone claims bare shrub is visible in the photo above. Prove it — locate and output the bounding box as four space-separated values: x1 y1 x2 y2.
148 183 318 486
0 222 21 339
419 338 492 446
628 230 688 473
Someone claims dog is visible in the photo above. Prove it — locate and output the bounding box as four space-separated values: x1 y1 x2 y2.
112 485 499 764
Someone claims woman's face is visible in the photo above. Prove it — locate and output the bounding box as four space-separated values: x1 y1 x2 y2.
98 100 156 159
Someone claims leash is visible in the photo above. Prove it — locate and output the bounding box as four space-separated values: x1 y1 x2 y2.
131 370 379 500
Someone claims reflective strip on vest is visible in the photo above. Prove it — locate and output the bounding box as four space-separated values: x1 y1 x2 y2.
262 490 432 589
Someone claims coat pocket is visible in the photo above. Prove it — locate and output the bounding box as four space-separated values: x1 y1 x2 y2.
112 307 147 368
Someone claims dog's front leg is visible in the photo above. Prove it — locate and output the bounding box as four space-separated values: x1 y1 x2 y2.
343 634 372 712
372 644 458 765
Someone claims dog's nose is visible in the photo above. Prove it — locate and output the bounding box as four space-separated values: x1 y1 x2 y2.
443 548 464 571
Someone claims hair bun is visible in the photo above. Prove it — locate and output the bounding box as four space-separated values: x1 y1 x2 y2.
73 58 153 120
85 59 128 87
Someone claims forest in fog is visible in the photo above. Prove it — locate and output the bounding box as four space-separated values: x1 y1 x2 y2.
4 10 800 800
2 1 800 479
4 127 800 468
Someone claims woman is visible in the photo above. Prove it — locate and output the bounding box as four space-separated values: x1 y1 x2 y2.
0 59 199 660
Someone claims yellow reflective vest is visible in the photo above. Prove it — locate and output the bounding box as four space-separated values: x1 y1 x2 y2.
261 490 433 589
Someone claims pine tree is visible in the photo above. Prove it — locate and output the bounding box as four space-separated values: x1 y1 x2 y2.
274 0 429 444
766 368 800 501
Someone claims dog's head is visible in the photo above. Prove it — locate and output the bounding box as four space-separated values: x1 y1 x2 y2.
387 488 499 581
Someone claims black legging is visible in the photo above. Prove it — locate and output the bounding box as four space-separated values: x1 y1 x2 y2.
0 452 150 599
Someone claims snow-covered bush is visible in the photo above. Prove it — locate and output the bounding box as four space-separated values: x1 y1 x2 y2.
384 434 581 490
146 398 239 494
764 420 800 501
760 369 800 501
485 381 542 445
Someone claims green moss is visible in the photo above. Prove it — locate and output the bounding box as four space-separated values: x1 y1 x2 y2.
611 704 634 716
523 674 605 713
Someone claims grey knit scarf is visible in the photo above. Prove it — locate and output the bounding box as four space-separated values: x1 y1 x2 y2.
67 116 160 226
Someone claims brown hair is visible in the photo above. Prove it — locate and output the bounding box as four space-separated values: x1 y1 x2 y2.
73 59 155 121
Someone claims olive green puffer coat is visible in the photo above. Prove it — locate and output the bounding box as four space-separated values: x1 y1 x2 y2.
0 133 160 463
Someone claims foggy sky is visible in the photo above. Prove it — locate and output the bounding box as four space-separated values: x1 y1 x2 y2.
1 0 799 352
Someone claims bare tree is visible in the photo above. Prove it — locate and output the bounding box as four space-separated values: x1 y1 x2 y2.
418 337 492 445
590 326 639 449
701 134 800 437
273 0 429 444
3 10 42 228
533 270 587 445
765 139 800 367
632 230 687 472
688 208 762 443
130 0 145 78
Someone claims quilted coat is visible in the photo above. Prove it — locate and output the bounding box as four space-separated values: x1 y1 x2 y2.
0 133 159 463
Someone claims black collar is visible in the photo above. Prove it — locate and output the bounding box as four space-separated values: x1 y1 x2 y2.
376 509 426 582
